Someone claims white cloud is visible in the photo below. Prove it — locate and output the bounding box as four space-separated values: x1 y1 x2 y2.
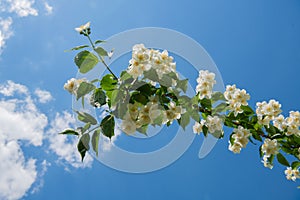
44 1 53 15
0 80 28 96
34 88 53 103
0 137 38 200
6 0 38 17
0 17 13 55
47 111 93 169
0 81 49 200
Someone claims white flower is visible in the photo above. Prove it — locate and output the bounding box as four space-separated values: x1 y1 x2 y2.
273 114 287 131
206 115 223 134
121 113 137 135
165 101 185 124
256 100 282 126
262 155 273 169
285 111 300 136
224 85 250 116
285 167 300 181
75 21 90 33
261 138 280 157
196 70 216 100
228 126 251 154
63 78 85 95
193 120 205 134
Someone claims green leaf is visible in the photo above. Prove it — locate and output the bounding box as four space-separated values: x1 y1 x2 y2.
130 93 148 105
100 115 115 139
137 125 148 135
91 88 106 107
77 133 90 161
75 111 97 125
92 129 101 156
100 74 118 91
291 161 300 170
94 40 105 44
110 90 120 107
211 91 226 102
259 145 263 158
212 102 228 114
143 68 159 82
65 45 90 52
202 125 208 137
241 105 255 116
200 98 212 110
81 122 91 134
178 112 190 130
59 129 79 136
76 82 96 100
177 79 188 93
75 50 99 74
95 46 108 57
277 153 290 167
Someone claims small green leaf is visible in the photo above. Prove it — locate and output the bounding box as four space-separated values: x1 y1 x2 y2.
100 74 118 91
77 133 90 161
100 115 115 139
110 90 120 107
59 129 79 136
130 93 148 105
65 45 89 52
75 50 99 74
94 40 105 44
200 98 212 110
211 91 226 102
291 161 300 170
95 46 108 57
177 79 188 93
241 105 255 116
178 112 190 130
202 125 208 137
81 122 91 134
277 153 290 167
90 88 106 107
76 82 96 100
76 111 97 125
92 129 101 156
212 102 228 114
143 68 159 82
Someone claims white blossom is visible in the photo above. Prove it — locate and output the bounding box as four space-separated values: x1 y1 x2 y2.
121 113 137 135
63 78 85 95
196 70 216 100
228 126 251 154
261 138 280 157
224 84 250 116
262 155 273 169
205 115 223 134
193 120 205 134
75 22 90 33
285 167 300 181
256 100 282 126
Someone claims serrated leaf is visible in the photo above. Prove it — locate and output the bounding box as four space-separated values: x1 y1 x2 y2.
59 129 79 136
65 45 89 52
77 133 90 161
75 111 97 125
100 115 115 139
95 46 108 57
76 82 96 100
75 50 99 74
92 129 101 156
277 153 290 167
100 74 118 91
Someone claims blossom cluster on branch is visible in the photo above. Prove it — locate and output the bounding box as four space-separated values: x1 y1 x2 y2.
60 22 300 186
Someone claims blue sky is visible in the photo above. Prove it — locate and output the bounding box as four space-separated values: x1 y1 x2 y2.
0 0 300 199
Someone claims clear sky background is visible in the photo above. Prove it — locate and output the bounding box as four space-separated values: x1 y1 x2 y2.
0 0 300 199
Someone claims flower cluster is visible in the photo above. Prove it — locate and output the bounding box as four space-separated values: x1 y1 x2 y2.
121 99 185 135
193 115 223 135
75 21 91 36
273 111 300 136
256 99 282 126
261 138 280 169
64 78 86 95
228 126 251 154
127 44 177 80
224 84 250 116
285 167 300 181
196 70 216 100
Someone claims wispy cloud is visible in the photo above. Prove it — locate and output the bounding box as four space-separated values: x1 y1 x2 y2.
34 88 53 103
5 0 38 17
0 17 13 55
44 1 53 15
